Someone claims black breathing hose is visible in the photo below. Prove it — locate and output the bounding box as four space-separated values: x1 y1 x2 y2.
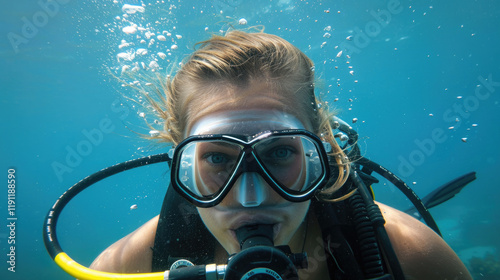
44 153 172 261
351 170 406 280
334 116 441 237
357 158 442 237
348 190 385 278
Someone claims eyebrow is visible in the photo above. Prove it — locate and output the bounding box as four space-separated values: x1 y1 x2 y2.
199 141 242 151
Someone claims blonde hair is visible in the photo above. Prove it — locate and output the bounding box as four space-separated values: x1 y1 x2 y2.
138 30 350 201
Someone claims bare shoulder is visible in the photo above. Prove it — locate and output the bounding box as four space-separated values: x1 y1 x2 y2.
89 215 159 273
377 202 472 280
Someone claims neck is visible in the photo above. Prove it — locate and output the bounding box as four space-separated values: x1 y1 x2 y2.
297 211 330 279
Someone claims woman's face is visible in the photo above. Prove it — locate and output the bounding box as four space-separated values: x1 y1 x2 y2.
184 81 313 254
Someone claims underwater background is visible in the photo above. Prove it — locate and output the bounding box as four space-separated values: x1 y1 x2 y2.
1 0 499 279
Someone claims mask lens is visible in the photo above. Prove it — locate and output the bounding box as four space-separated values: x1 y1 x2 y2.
176 140 242 198
173 131 328 206
254 135 325 194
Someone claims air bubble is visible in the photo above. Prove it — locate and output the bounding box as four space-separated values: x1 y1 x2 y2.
117 51 135 62
158 52 166 59
323 142 332 152
145 31 154 39
238 18 248 25
149 130 160 137
122 4 145 14
118 41 132 49
121 65 130 73
136 48 148 56
149 60 159 70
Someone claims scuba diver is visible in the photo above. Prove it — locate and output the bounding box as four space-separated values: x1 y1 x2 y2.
44 31 473 280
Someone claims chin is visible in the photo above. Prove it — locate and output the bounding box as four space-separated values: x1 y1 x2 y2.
223 241 240 255
220 231 241 254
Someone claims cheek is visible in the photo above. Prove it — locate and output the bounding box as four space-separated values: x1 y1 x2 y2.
196 168 223 196
275 201 310 245
197 207 239 253
268 158 305 191
197 207 219 233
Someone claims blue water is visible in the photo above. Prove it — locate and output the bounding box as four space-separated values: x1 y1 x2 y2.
1 0 499 279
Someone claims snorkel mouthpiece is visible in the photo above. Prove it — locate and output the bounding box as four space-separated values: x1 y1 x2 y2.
235 224 274 250
235 172 267 207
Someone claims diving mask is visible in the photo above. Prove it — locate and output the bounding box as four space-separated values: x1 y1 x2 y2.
170 111 331 207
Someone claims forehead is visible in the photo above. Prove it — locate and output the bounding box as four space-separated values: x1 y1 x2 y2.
182 79 315 137
189 110 306 136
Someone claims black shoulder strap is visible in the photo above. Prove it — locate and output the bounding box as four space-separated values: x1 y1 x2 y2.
312 199 365 280
151 184 216 271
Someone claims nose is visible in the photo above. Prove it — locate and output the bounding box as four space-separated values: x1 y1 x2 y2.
233 172 268 207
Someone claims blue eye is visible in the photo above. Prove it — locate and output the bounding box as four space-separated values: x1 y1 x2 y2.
271 147 293 159
204 153 239 168
207 153 227 164
265 146 297 163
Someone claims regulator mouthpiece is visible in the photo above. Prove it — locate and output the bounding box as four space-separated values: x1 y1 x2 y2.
235 224 274 250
